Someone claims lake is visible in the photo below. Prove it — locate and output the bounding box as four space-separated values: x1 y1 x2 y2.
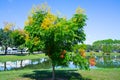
0 55 120 71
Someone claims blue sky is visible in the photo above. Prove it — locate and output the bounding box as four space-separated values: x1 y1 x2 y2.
0 0 120 44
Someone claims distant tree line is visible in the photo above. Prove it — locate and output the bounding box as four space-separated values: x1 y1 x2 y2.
86 39 120 54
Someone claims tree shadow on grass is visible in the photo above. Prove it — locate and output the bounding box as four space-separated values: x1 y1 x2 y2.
22 69 92 80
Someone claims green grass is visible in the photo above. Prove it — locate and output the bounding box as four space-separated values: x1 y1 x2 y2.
79 68 120 80
0 53 46 62
0 68 120 80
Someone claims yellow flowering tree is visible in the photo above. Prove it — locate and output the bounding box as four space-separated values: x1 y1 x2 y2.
2 22 14 54
24 3 88 80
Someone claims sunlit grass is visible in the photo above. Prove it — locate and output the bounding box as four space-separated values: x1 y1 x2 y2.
79 68 120 80
0 53 47 62
0 68 120 80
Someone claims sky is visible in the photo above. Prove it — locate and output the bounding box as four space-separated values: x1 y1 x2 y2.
0 0 120 44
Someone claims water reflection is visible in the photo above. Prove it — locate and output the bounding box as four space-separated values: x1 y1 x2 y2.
0 58 51 71
0 55 120 71
95 55 120 68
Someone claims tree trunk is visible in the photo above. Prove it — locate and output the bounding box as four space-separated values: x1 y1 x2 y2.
4 62 7 71
21 49 23 54
52 64 55 80
5 46 7 55
20 60 23 67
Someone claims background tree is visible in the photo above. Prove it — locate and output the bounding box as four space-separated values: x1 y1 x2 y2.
11 29 26 54
86 44 93 52
24 3 88 80
0 29 4 46
92 39 120 53
92 40 102 52
1 22 15 54
102 44 112 55
113 39 120 53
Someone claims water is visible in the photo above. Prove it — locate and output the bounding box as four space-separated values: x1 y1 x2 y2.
0 55 120 71
95 55 120 68
0 58 51 71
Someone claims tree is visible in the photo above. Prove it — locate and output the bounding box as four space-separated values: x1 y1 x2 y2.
102 44 112 55
11 29 26 54
0 29 4 46
86 44 93 52
92 40 102 52
92 39 120 53
1 22 15 54
24 3 88 80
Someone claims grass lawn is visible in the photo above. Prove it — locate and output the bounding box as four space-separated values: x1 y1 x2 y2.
79 68 120 80
0 53 46 62
0 68 120 80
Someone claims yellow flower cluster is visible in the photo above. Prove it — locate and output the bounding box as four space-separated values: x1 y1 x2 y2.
31 3 50 14
72 18 77 22
24 31 30 41
25 3 51 27
4 23 14 32
79 48 86 57
19 29 26 36
76 7 85 14
41 13 57 29
24 16 34 26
